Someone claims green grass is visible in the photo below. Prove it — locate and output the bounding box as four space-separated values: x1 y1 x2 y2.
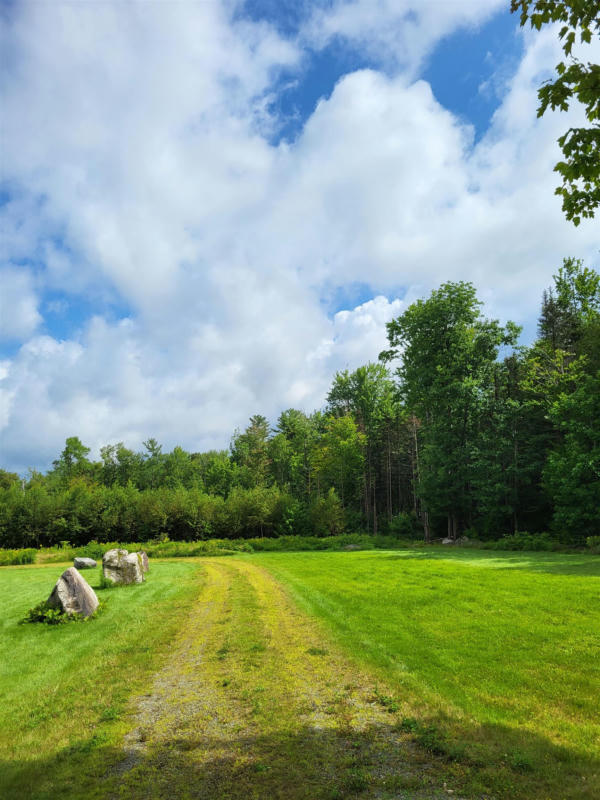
0 560 204 799
2 549 599 799
253 548 600 799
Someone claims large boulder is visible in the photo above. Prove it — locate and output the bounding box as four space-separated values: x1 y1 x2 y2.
102 549 144 585
47 567 99 618
74 557 97 569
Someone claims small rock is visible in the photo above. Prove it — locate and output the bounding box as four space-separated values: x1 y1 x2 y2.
442 537 454 545
74 557 97 569
102 549 144 585
47 567 99 618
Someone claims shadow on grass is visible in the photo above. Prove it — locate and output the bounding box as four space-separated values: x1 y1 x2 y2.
383 548 600 577
2 714 599 800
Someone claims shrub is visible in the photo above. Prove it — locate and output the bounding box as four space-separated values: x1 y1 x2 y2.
0 548 37 566
586 536 600 554
76 540 106 560
21 600 104 625
484 531 557 552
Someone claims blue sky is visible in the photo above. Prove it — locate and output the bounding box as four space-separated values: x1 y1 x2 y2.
0 0 598 472
256 2 524 149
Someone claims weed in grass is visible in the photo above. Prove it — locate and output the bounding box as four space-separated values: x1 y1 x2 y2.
217 643 230 659
398 717 418 733
509 750 534 772
99 706 120 722
341 767 371 794
307 646 329 656
373 688 399 713
413 723 448 757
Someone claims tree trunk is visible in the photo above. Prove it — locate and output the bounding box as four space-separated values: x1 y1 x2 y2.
423 510 431 543
387 428 392 522
372 478 377 534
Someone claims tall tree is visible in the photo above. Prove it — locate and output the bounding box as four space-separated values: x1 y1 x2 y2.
311 415 365 506
230 415 271 488
51 437 92 486
382 282 520 538
543 372 600 541
327 364 396 531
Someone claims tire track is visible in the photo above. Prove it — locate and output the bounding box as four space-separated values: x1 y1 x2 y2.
109 558 458 800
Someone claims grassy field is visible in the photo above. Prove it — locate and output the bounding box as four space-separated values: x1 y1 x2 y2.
0 560 204 799
257 549 600 798
0 549 598 799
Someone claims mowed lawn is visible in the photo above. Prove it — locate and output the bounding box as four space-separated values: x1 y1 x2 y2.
0 560 204 799
255 549 600 798
0 549 598 800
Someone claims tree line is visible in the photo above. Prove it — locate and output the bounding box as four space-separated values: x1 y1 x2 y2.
1 258 598 548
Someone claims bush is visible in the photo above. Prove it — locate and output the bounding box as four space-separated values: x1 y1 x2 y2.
483 531 557 552
12 532 423 564
0 548 37 566
21 601 72 625
75 540 106 560
21 600 104 625
586 536 600 554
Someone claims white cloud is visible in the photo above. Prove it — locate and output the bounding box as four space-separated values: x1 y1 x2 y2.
0 267 42 340
302 0 506 74
308 296 405 371
0 2 598 471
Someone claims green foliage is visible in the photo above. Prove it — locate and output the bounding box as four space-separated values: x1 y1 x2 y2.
386 512 420 538
310 488 345 537
373 688 399 713
511 0 600 224
21 600 105 625
0 548 36 566
310 416 365 506
230 415 271 488
21 601 72 625
382 281 520 536
483 531 557 552
586 536 600 553
544 372 600 541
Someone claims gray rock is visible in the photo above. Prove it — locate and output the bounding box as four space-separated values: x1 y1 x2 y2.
442 537 454 545
74 557 97 569
47 567 99 618
139 551 149 573
342 544 362 551
102 548 144 585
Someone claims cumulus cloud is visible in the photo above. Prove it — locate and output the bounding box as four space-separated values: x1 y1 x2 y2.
0 1 598 471
0 268 42 340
